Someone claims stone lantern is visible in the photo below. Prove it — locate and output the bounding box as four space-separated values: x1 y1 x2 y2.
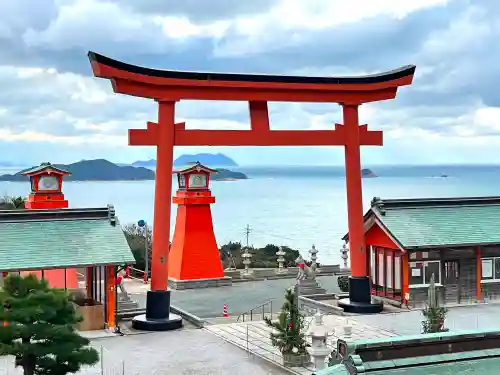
340 242 349 269
306 311 333 372
309 244 319 269
241 248 253 276
276 248 287 273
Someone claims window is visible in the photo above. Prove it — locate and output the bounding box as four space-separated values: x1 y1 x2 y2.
481 257 500 281
409 260 441 286
371 248 376 284
378 252 384 286
394 256 401 290
386 255 392 288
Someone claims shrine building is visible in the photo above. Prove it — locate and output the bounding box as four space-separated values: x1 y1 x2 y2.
0 206 135 331
343 196 500 307
0 162 135 331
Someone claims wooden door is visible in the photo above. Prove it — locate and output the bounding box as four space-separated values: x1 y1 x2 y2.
444 260 460 304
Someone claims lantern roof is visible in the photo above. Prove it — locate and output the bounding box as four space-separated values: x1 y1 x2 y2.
22 162 72 177
172 161 216 175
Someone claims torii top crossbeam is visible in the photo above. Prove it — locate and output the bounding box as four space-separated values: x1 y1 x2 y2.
88 52 415 147
89 52 414 103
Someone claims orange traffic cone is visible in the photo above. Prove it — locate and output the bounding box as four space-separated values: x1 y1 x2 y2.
223 304 228 318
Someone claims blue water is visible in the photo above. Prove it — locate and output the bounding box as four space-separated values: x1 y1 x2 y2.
1 164 500 264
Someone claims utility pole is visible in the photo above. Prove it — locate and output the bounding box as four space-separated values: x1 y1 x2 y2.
244 224 252 248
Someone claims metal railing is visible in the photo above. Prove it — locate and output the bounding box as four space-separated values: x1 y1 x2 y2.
126 267 149 284
237 299 275 322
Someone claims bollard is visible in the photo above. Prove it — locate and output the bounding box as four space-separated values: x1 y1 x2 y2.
223 304 229 318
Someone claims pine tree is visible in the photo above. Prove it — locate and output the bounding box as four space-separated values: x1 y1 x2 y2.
0 274 99 375
421 273 449 334
264 288 308 355
421 305 449 334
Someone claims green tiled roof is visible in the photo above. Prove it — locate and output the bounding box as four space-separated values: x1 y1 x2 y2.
319 356 500 375
369 197 500 248
0 207 134 271
318 330 500 375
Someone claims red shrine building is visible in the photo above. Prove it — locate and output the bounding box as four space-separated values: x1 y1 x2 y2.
168 162 229 289
0 162 135 331
343 196 500 307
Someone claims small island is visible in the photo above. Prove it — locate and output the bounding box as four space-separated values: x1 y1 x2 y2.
0 159 155 181
213 168 248 181
362 168 377 178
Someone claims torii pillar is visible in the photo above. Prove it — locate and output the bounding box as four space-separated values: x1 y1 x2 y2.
127 102 183 331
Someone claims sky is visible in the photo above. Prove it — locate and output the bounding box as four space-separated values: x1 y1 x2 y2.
0 0 499 166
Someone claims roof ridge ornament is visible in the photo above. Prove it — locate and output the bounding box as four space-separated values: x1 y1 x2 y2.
107 204 116 226
371 197 386 216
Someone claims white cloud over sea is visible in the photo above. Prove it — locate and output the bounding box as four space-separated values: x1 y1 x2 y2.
0 0 499 165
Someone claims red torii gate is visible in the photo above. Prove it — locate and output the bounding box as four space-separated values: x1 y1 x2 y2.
88 52 415 329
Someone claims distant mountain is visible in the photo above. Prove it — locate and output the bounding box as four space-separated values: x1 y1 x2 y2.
130 159 156 168
130 153 239 168
175 153 238 167
0 159 155 181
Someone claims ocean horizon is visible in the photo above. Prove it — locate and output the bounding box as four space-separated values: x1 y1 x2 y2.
1 164 500 265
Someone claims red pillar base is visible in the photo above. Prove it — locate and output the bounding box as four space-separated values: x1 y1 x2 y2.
168 202 226 286
338 276 383 313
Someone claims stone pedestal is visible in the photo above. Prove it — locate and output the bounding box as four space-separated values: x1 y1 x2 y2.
295 278 326 297
337 276 383 314
132 290 183 331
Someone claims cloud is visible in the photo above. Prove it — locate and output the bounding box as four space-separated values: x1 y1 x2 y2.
0 0 499 165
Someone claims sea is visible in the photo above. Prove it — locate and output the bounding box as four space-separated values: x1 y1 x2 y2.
2 164 500 265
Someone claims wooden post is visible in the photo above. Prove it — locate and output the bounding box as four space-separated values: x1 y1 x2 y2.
402 253 409 303
476 247 482 302
106 265 116 330
86 267 93 298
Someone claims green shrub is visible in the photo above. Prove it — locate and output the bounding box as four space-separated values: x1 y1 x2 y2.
337 276 349 292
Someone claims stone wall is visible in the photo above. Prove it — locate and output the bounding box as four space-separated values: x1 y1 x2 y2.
298 294 344 316
408 285 444 308
481 282 500 301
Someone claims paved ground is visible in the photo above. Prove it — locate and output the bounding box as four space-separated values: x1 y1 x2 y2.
129 276 341 318
206 314 397 374
353 303 500 335
0 330 289 375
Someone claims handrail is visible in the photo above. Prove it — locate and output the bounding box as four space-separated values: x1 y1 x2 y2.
127 266 149 284
237 298 275 322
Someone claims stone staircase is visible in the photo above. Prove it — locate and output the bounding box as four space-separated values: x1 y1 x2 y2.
205 320 314 375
